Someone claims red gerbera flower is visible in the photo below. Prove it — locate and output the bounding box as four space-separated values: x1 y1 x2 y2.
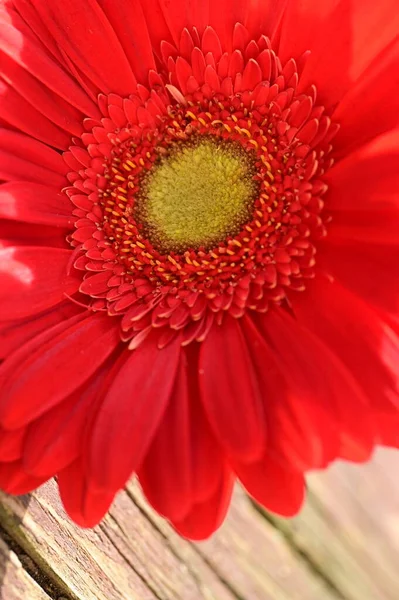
0 0 398 540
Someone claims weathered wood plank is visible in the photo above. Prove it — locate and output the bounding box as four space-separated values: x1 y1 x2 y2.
129 482 341 600
0 488 158 600
0 448 398 600
0 537 51 600
0 480 337 600
268 448 399 600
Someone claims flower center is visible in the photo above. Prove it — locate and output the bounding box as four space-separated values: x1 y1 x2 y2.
65 24 338 349
135 137 258 253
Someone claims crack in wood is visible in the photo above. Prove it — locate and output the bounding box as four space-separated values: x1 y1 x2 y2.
0 518 71 600
250 501 348 600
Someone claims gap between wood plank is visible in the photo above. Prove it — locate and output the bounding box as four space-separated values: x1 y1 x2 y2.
0 517 71 600
250 500 348 600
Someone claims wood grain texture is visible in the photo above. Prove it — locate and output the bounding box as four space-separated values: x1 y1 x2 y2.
0 449 398 600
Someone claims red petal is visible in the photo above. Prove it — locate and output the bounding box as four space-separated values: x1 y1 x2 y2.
137 0 173 57
0 427 25 462
0 220 70 249
0 302 80 359
297 0 399 109
0 78 71 149
333 38 399 155
1 51 83 137
209 2 248 51
0 17 99 117
278 0 337 65
324 130 399 246
199 317 267 462
242 316 337 470
244 0 287 41
172 467 234 540
234 454 305 517
156 0 197 46
0 460 46 495
139 350 225 522
0 182 73 227
29 0 137 95
318 239 399 315
291 278 399 418
58 458 115 527
23 364 111 478
0 129 67 187
374 414 399 448
0 312 119 428
89 332 181 491
326 129 399 212
97 0 156 83
256 309 375 463
0 246 77 320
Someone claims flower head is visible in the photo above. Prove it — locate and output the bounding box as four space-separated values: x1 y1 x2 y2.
0 0 398 539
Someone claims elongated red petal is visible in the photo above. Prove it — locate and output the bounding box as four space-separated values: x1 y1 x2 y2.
25 0 137 95
23 364 111 478
89 333 181 491
0 77 71 149
0 313 119 428
0 16 99 117
257 309 375 463
97 0 156 83
291 278 399 417
319 135 399 315
139 350 225 521
333 38 399 155
297 0 399 108
0 129 67 186
0 427 25 462
0 182 74 227
326 128 399 212
242 316 337 470
199 317 267 462
0 302 80 359
278 0 337 64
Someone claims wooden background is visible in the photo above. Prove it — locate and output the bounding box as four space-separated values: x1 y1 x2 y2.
0 448 398 600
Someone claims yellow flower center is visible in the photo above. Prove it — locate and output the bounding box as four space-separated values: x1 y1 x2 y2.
135 137 258 252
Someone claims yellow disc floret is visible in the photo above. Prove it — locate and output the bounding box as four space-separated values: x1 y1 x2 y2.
135 136 258 252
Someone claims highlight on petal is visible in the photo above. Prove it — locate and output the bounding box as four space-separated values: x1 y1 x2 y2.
0 246 76 320
0 182 74 227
